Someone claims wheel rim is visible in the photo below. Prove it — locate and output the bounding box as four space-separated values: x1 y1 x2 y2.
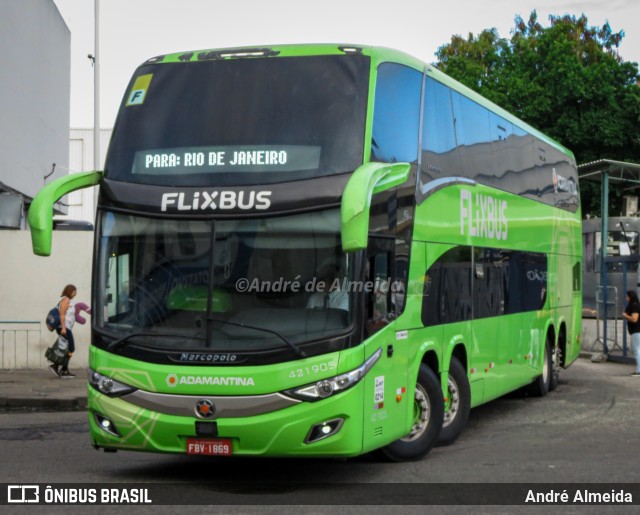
552 347 561 382
442 376 460 428
401 383 431 442
542 346 549 384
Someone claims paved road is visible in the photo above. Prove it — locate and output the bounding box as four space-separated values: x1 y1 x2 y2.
0 358 638 510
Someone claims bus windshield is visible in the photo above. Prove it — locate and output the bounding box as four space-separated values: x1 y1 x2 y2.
96 209 354 354
104 54 370 186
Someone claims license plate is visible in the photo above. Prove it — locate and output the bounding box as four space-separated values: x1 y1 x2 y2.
186 438 232 456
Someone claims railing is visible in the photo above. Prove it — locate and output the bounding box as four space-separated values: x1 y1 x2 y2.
0 321 42 369
592 286 620 354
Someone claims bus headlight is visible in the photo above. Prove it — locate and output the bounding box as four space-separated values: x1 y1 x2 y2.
88 368 137 397
285 348 382 401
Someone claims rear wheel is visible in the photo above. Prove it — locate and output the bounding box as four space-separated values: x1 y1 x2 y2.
549 345 561 392
528 340 552 397
381 364 444 461
437 357 471 446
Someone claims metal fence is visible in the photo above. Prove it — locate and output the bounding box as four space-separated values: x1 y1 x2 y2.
592 286 621 354
0 321 42 369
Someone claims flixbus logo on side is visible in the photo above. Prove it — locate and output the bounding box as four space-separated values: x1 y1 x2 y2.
459 189 508 242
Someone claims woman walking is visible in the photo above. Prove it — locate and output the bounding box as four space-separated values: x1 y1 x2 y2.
49 284 78 378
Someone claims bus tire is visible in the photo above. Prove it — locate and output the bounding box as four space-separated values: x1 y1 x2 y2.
381 364 444 461
549 345 561 392
528 340 552 397
437 356 470 446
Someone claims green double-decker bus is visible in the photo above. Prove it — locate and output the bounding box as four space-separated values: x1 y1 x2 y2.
29 44 581 460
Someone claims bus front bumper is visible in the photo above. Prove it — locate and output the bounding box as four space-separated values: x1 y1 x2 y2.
87 384 365 457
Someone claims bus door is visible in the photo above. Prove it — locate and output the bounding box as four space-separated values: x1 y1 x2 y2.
361 237 411 448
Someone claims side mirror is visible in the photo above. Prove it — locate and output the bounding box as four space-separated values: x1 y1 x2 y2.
341 162 411 252
27 171 103 256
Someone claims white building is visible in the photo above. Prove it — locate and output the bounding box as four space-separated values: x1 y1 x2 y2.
0 0 71 230
54 128 112 226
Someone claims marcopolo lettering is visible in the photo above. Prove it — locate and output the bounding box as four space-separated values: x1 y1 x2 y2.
179 353 238 363
161 191 271 212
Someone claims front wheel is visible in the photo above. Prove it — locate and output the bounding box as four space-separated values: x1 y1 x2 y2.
381 364 444 461
437 357 471 446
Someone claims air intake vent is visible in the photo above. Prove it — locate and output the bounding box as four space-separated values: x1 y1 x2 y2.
374 427 383 438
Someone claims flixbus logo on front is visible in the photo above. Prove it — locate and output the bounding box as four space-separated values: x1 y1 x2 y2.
161 191 272 212
460 189 508 241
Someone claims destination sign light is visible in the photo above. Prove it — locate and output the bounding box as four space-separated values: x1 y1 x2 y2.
132 145 321 175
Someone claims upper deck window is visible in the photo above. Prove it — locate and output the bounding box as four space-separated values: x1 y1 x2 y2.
105 55 370 186
370 63 421 164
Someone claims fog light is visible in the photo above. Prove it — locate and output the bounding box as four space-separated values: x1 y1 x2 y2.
94 413 121 437
304 418 344 444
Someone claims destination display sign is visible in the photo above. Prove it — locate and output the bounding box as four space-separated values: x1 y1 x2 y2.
132 145 321 175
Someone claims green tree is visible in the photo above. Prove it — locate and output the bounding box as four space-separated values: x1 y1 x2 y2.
435 11 640 216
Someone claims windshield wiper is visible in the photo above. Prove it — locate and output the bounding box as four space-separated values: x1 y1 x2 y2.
206 317 306 358
102 322 306 358
106 331 205 352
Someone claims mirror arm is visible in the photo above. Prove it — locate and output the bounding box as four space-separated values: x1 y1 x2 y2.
341 162 411 252
28 171 103 256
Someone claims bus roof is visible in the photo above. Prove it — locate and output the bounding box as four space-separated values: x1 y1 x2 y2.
145 43 423 68
140 43 574 161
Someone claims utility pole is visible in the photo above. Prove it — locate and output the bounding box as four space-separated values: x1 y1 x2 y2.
93 0 100 214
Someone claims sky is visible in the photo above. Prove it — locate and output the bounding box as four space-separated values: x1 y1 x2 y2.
52 0 640 128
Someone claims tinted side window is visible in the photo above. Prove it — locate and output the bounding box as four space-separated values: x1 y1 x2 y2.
421 78 459 183
473 247 507 319
520 252 548 311
371 63 422 164
420 85 579 214
423 246 547 327
423 246 472 326
489 112 512 180
453 93 493 179
506 250 547 312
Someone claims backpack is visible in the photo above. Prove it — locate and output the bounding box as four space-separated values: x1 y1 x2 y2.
45 305 61 332
45 335 69 366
